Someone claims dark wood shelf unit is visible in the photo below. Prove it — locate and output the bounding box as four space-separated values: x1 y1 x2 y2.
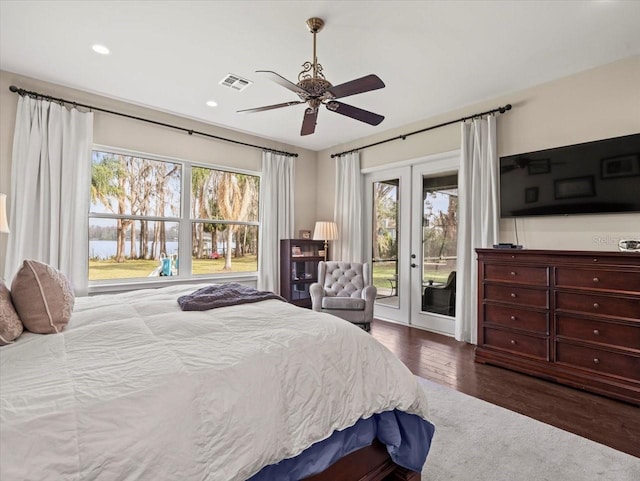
475 248 640 405
280 239 325 308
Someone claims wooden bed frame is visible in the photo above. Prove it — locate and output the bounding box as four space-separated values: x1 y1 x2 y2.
304 440 420 481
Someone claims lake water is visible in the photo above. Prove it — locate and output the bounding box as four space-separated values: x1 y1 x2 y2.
89 240 179 260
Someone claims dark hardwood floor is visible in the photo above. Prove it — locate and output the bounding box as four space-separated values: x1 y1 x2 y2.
370 319 640 458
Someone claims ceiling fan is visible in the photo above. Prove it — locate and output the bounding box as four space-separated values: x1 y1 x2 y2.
237 17 386 136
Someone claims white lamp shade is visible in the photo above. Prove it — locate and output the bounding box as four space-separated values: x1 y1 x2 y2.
313 221 338 241
0 194 9 234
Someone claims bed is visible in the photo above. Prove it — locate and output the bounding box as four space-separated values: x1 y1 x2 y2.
0 283 435 480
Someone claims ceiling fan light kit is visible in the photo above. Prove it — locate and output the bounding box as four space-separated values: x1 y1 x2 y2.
237 17 386 136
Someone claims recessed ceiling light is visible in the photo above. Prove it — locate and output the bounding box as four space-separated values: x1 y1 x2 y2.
206 100 218 108
92 44 110 55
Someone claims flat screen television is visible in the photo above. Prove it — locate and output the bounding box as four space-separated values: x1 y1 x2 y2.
499 133 640 217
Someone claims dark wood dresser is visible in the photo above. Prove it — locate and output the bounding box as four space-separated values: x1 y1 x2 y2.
475 248 640 405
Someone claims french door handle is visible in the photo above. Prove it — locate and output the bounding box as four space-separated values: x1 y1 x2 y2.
411 263 417 268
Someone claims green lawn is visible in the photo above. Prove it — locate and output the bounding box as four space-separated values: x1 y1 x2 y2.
89 255 258 280
372 261 398 291
422 268 452 284
90 255 452 287
372 261 453 295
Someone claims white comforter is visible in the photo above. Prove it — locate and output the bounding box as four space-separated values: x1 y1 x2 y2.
0 284 430 481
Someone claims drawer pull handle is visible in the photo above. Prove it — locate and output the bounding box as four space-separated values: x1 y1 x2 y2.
593 329 600 336
510 293 517 298
510 271 517 276
510 340 517 345
593 358 600 364
592 277 599 283
593 303 600 309
510 315 517 321
593 258 598 263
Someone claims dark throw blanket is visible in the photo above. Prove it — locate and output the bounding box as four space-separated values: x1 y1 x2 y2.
177 283 286 311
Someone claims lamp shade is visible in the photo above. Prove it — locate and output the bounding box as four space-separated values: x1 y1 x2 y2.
313 221 338 241
0 194 9 234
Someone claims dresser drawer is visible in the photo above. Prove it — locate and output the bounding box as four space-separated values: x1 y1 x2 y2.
555 268 640 294
483 328 549 360
556 315 640 352
484 285 548 307
484 304 548 333
556 292 640 320
484 264 548 286
556 342 640 382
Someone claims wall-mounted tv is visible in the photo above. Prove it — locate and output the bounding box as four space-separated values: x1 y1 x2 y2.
499 133 640 217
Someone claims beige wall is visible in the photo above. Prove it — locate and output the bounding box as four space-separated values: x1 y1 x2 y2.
0 70 318 276
316 55 640 252
2 56 639 277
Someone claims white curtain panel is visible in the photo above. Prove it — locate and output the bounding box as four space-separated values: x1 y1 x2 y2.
334 152 364 263
4 96 93 295
455 115 499 344
257 151 295 294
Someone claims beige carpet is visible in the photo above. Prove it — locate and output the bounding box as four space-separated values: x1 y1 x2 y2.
417 377 639 480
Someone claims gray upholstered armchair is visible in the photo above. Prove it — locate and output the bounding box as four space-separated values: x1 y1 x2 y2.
310 261 377 331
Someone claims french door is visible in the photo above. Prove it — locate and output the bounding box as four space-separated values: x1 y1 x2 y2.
364 152 459 335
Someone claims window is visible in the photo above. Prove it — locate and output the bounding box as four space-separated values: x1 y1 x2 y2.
89 149 259 283
190 166 259 276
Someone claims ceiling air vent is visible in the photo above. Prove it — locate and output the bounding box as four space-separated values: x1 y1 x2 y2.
219 74 252 91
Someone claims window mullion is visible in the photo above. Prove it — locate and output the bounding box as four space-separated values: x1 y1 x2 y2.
179 163 193 278
88 213 179 222
190 218 259 226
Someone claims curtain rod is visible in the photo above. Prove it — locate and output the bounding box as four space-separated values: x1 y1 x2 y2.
330 103 512 158
8 85 299 158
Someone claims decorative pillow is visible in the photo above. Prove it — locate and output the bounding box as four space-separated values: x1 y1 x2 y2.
0 281 24 345
11 260 75 334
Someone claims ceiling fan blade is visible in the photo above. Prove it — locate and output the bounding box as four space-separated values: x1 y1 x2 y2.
327 74 385 100
326 101 384 126
237 100 304 114
257 70 310 96
301 108 319 136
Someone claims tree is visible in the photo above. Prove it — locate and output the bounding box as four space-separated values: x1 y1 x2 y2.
91 152 181 263
191 167 222 259
90 153 129 262
423 192 458 260
217 173 257 270
154 161 180 257
373 181 398 260
91 155 120 208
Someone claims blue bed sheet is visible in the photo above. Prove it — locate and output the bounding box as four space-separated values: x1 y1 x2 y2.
248 410 435 480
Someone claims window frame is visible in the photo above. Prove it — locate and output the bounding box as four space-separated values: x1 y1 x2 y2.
88 144 260 294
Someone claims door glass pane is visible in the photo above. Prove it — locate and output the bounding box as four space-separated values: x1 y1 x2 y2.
421 174 458 316
372 179 399 308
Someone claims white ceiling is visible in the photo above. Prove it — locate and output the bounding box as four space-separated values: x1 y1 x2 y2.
1 1 639 152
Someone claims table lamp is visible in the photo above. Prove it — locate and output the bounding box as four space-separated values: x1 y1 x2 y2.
313 221 337 261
